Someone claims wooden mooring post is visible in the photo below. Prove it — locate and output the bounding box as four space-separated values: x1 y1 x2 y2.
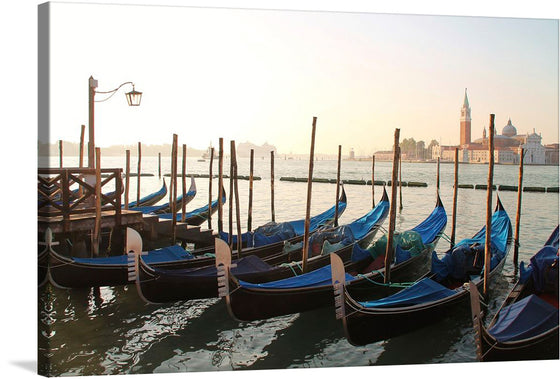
208 147 214 229
228 141 234 248
182 145 188 221
334 145 342 227
399 147 403 211
248 149 254 231
436 156 440 190
483 114 495 297
158 152 162 179
170 135 178 244
59 140 63 168
450 147 459 247
271 150 275 222
371 155 376 208
513 148 525 267
302 117 317 274
125 150 130 210
218 138 224 234
79 124 85 168
231 141 242 254
92 147 102 256
137 142 142 205
384 128 400 284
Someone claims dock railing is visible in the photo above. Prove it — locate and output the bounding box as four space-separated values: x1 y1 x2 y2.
38 168 123 229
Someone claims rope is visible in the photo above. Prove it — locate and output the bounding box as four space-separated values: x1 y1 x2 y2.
356 273 415 288
478 292 488 308
440 232 452 243
279 261 303 276
480 340 499 360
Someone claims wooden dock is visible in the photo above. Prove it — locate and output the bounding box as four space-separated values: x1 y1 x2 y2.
38 167 216 254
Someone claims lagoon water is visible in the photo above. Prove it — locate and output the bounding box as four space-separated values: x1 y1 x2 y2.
38 155 558 375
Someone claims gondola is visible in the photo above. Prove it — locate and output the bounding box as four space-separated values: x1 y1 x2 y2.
47 187 346 289
156 186 225 226
46 186 224 289
331 196 512 346
126 179 168 208
218 184 348 248
46 230 200 289
131 188 384 304
220 191 446 321
131 176 196 214
470 225 559 361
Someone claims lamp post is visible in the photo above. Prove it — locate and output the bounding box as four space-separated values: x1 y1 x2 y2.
87 76 142 168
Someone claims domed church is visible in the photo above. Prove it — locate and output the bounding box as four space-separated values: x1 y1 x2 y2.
434 89 550 164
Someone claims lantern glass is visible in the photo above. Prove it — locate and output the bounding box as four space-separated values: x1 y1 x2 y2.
126 89 142 106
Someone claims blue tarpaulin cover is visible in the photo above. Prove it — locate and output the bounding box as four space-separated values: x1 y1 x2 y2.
218 231 251 247
347 199 390 240
487 294 559 342
411 205 448 245
352 203 447 263
127 180 167 208
74 245 194 265
544 225 559 247
252 222 298 247
309 225 355 257
239 264 355 289
218 196 347 247
359 277 457 308
290 201 347 236
150 254 273 277
431 209 511 281
132 188 196 214
158 196 224 221
520 226 559 288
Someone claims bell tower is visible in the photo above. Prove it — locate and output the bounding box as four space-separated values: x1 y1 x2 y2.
460 88 471 146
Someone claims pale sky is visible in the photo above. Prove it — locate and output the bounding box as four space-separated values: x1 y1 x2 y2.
42 1 558 156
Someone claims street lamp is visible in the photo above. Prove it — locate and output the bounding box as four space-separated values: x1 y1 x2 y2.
88 76 142 168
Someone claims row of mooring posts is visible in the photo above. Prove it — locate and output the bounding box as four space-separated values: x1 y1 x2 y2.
61 113 526 267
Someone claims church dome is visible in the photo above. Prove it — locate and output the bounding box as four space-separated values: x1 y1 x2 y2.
502 118 517 137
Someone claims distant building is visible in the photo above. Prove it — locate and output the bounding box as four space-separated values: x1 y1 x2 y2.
545 144 559 165
374 150 407 161
432 89 552 165
460 88 472 146
349 148 355 160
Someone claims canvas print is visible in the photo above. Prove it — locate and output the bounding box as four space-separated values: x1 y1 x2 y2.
37 2 559 377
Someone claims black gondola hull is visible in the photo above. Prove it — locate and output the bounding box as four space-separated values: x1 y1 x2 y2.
480 325 559 362
226 244 434 322
343 256 508 346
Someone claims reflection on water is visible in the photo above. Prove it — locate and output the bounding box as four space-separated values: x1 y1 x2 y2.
38 157 558 375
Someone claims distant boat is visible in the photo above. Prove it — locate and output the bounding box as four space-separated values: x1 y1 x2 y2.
202 145 218 160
